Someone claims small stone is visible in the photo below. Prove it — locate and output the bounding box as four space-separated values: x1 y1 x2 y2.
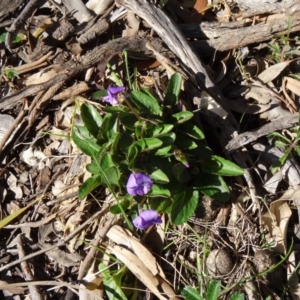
206 249 234 277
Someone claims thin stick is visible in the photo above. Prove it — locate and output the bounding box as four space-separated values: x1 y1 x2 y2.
0 205 110 273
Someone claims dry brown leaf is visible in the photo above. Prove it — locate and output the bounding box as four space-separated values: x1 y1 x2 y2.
107 225 161 276
7 172 23 199
123 10 140 37
258 61 291 84
261 199 292 254
284 77 300 97
108 245 168 300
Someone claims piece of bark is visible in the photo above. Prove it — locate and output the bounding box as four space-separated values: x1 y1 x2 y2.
77 18 109 44
61 0 94 23
226 114 299 153
0 0 25 22
236 0 298 18
179 3 300 54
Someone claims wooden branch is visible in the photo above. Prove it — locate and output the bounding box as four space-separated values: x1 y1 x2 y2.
225 114 299 153
179 3 300 54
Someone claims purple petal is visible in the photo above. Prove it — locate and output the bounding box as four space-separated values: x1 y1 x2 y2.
139 210 162 224
108 86 125 95
103 95 117 105
132 216 147 230
133 210 162 230
102 86 125 106
126 172 153 196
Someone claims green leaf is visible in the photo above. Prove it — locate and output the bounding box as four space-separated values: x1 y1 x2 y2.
133 137 163 152
0 32 6 43
171 188 199 225
149 197 172 213
271 147 292 173
182 286 202 300
130 90 161 115
100 153 115 170
173 163 190 182
79 175 102 199
81 103 102 137
194 173 230 201
97 113 118 144
149 169 169 183
86 162 101 175
72 126 101 156
295 145 300 157
93 89 107 99
274 140 288 147
201 155 244 176
110 199 131 214
207 280 221 300
152 124 174 136
164 73 182 106
228 292 244 300
155 133 176 156
99 264 127 300
128 145 138 169
104 106 130 113
175 134 198 150
103 166 120 186
268 131 291 143
178 123 205 140
170 111 193 125
148 184 171 197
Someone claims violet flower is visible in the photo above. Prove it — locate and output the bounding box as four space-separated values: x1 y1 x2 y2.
126 172 153 196
103 86 125 105
133 210 162 230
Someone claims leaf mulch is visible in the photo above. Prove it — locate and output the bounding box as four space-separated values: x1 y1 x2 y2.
1 0 300 299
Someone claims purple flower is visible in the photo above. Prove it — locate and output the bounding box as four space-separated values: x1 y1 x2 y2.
126 172 153 196
103 86 125 105
133 210 162 230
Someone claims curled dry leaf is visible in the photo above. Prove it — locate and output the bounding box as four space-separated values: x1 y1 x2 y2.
123 10 140 37
107 225 162 277
262 197 292 254
107 225 178 299
258 60 291 84
282 76 300 113
108 245 178 300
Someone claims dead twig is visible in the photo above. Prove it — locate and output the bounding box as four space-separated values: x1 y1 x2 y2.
0 205 110 273
226 114 299 153
14 234 44 300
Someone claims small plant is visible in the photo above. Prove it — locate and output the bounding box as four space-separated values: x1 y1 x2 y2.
268 113 300 173
182 281 244 300
0 31 25 44
2 68 18 80
267 17 300 63
72 72 243 226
